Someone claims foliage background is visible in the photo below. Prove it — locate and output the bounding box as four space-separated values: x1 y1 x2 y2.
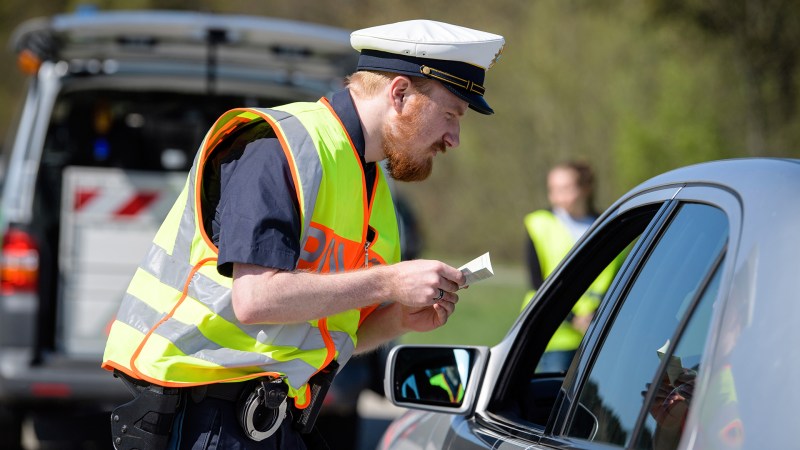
0 0 798 269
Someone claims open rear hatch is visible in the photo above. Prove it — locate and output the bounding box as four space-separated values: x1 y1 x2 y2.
12 9 357 97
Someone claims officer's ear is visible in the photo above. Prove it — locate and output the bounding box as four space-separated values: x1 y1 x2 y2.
388 75 413 113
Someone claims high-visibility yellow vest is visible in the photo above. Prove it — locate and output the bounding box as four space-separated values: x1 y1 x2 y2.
429 372 465 404
699 364 742 447
522 210 621 351
102 99 400 408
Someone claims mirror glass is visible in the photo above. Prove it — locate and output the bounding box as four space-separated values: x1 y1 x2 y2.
393 347 474 407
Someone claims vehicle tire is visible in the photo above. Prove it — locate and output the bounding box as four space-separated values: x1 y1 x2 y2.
0 405 23 450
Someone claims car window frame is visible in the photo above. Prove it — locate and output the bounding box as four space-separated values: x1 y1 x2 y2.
563 204 729 445
544 184 742 449
474 186 681 443
471 183 743 448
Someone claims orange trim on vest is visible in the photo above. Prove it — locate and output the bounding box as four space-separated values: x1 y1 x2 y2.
358 304 380 326
298 221 366 272
258 111 303 233
293 385 312 409
106 361 283 389
318 318 336 369
287 318 336 410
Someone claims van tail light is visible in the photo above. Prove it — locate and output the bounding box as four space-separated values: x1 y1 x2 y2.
0 228 40 294
17 48 43 76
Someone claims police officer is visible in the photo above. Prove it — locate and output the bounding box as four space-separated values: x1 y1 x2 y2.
102 19 505 449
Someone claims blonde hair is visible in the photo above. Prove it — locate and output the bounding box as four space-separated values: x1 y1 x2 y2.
345 71 392 97
346 71 437 98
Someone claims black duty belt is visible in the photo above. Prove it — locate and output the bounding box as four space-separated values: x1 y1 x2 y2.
115 370 181 396
116 370 249 402
191 381 252 403
114 371 290 443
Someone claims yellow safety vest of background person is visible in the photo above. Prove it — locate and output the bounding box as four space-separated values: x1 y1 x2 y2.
102 102 400 408
522 210 622 351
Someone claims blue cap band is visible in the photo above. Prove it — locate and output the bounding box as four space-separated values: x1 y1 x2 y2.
356 50 493 115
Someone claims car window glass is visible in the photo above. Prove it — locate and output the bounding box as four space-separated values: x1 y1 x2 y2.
534 242 632 376
565 203 728 446
634 264 722 449
505 205 662 430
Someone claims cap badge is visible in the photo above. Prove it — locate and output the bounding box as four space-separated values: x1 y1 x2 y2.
489 45 504 69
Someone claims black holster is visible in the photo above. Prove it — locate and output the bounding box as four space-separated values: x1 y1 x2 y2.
110 372 182 450
293 360 339 434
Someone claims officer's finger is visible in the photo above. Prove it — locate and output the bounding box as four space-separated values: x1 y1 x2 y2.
439 278 461 293
438 264 467 288
433 302 455 322
435 290 459 304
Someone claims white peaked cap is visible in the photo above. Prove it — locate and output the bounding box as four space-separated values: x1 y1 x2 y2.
350 20 505 114
351 20 505 69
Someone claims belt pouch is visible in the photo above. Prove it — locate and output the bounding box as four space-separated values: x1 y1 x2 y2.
293 360 339 434
110 378 182 450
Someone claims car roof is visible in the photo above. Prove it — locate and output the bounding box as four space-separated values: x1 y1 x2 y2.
612 158 800 239
11 9 357 86
615 158 800 309
630 157 800 197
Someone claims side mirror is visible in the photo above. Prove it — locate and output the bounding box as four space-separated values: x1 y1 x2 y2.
384 345 488 415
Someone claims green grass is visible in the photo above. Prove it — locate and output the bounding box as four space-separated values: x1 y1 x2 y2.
399 262 528 347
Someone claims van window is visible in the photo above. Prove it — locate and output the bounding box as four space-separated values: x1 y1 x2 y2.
37 89 278 226
42 89 277 173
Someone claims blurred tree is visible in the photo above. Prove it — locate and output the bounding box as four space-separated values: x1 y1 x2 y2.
645 0 800 155
611 22 738 189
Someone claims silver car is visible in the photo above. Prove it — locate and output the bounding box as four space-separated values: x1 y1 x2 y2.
381 158 800 450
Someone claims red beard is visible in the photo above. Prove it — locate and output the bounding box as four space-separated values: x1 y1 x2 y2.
382 98 445 182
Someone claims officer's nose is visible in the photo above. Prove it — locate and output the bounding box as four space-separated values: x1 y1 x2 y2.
443 126 460 149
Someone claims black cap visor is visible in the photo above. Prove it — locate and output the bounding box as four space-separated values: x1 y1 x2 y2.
357 50 494 115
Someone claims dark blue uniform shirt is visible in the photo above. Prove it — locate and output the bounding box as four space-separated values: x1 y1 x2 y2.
212 89 374 277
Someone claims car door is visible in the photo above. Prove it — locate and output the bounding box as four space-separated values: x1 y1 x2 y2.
451 184 737 450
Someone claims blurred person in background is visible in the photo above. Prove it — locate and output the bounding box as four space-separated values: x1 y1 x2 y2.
522 161 622 372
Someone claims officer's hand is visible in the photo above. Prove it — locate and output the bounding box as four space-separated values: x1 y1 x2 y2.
646 370 696 428
398 299 456 333
388 259 465 309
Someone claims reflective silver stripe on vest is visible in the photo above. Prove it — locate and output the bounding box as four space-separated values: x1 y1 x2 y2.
116 288 355 390
133 242 354 353
118 290 347 356
140 243 193 293
256 108 322 247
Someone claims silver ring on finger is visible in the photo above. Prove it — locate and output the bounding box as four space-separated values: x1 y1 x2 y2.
435 288 445 301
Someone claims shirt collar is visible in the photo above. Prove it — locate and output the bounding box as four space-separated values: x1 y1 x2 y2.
328 88 366 160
